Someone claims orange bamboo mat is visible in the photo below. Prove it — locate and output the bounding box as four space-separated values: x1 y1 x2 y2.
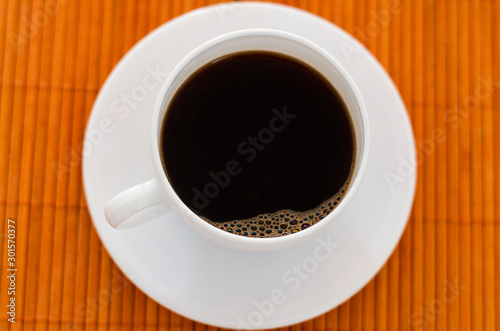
0 0 499 330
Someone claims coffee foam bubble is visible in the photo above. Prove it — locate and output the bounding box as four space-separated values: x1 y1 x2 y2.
204 181 350 238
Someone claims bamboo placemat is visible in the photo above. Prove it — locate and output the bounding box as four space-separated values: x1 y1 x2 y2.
0 0 499 330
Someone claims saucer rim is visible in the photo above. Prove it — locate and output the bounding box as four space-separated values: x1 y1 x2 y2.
83 2 416 329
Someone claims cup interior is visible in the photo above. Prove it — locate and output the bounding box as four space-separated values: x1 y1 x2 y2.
153 29 369 250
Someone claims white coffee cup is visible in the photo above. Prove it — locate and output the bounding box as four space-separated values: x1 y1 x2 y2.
104 29 370 252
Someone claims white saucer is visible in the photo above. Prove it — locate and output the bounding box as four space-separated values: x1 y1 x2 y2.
83 3 416 329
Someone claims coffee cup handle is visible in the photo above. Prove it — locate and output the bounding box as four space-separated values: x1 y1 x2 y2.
104 178 166 228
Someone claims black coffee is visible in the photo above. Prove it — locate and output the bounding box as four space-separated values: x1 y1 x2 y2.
161 51 355 237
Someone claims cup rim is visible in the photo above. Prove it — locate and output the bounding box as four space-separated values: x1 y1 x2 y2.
151 28 370 250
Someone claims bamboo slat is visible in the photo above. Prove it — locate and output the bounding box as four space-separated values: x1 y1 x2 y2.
0 0 498 330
